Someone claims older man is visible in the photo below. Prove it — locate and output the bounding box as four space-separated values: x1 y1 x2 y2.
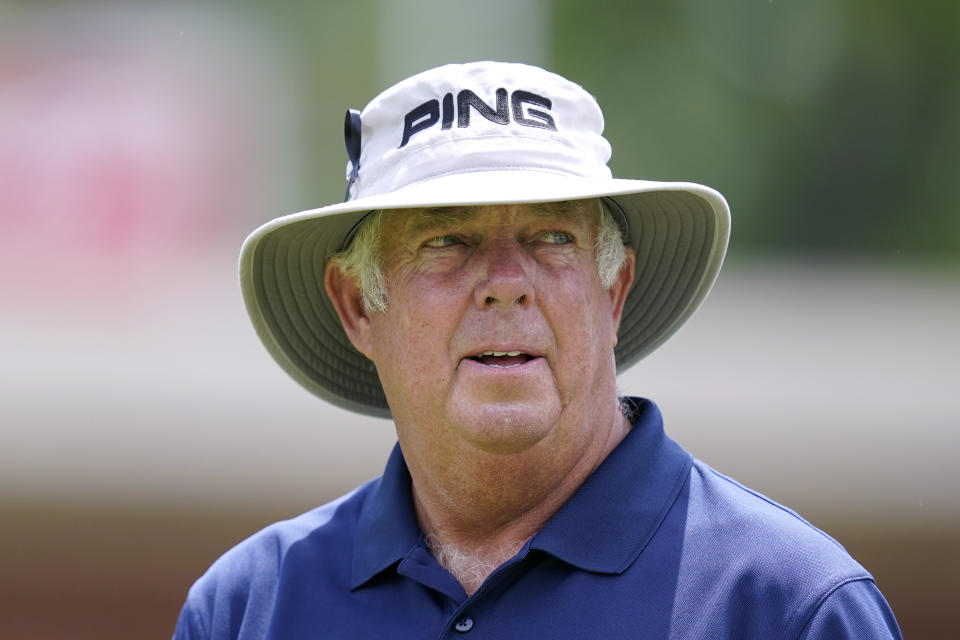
174 62 901 639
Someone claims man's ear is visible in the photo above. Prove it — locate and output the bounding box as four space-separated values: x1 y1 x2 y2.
608 248 636 346
325 262 375 359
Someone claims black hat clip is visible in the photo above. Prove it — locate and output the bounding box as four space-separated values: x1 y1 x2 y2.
343 109 362 202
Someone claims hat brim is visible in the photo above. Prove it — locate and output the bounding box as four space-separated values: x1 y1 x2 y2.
240 170 730 418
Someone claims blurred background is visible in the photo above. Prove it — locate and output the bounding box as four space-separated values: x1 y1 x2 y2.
1 1 957 638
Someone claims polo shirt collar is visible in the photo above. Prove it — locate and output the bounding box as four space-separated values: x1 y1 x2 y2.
351 398 692 587
529 398 693 574
351 444 423 589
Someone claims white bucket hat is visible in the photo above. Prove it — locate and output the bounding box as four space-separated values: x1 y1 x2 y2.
239 61 730 418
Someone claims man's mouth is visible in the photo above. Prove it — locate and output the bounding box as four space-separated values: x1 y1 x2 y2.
468 351 535 368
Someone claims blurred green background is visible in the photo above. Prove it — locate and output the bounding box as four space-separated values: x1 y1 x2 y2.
1 1 957 638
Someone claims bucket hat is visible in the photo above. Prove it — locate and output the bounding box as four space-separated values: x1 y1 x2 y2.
239 61 730 418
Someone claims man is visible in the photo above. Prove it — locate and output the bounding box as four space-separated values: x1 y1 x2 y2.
174 62 901 638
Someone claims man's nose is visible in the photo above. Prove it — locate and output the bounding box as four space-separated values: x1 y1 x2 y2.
473 241 535 310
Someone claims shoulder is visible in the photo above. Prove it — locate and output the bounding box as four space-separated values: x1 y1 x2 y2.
687 459 860 571
173 480 376 640
672 460 900 638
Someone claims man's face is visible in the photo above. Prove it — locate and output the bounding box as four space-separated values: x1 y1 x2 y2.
335 200 633 462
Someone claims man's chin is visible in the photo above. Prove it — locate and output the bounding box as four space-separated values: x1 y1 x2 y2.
445 396 563 455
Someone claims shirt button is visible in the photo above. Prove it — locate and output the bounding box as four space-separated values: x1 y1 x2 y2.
453 616 474 632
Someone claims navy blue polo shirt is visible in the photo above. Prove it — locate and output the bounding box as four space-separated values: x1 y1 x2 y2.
174 399 901 639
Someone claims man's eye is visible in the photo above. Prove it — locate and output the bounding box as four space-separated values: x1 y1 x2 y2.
540 231 572 244
424 235 462 248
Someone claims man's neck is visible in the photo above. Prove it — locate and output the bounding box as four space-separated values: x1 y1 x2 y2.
407 408 631 595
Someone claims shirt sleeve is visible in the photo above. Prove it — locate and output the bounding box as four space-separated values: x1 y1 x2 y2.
172 601 207 640
797 578 902 640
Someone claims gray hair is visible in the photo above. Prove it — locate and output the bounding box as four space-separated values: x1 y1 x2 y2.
329 199 628 312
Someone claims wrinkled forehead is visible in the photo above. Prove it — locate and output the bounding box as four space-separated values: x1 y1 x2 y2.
389 198 601 234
